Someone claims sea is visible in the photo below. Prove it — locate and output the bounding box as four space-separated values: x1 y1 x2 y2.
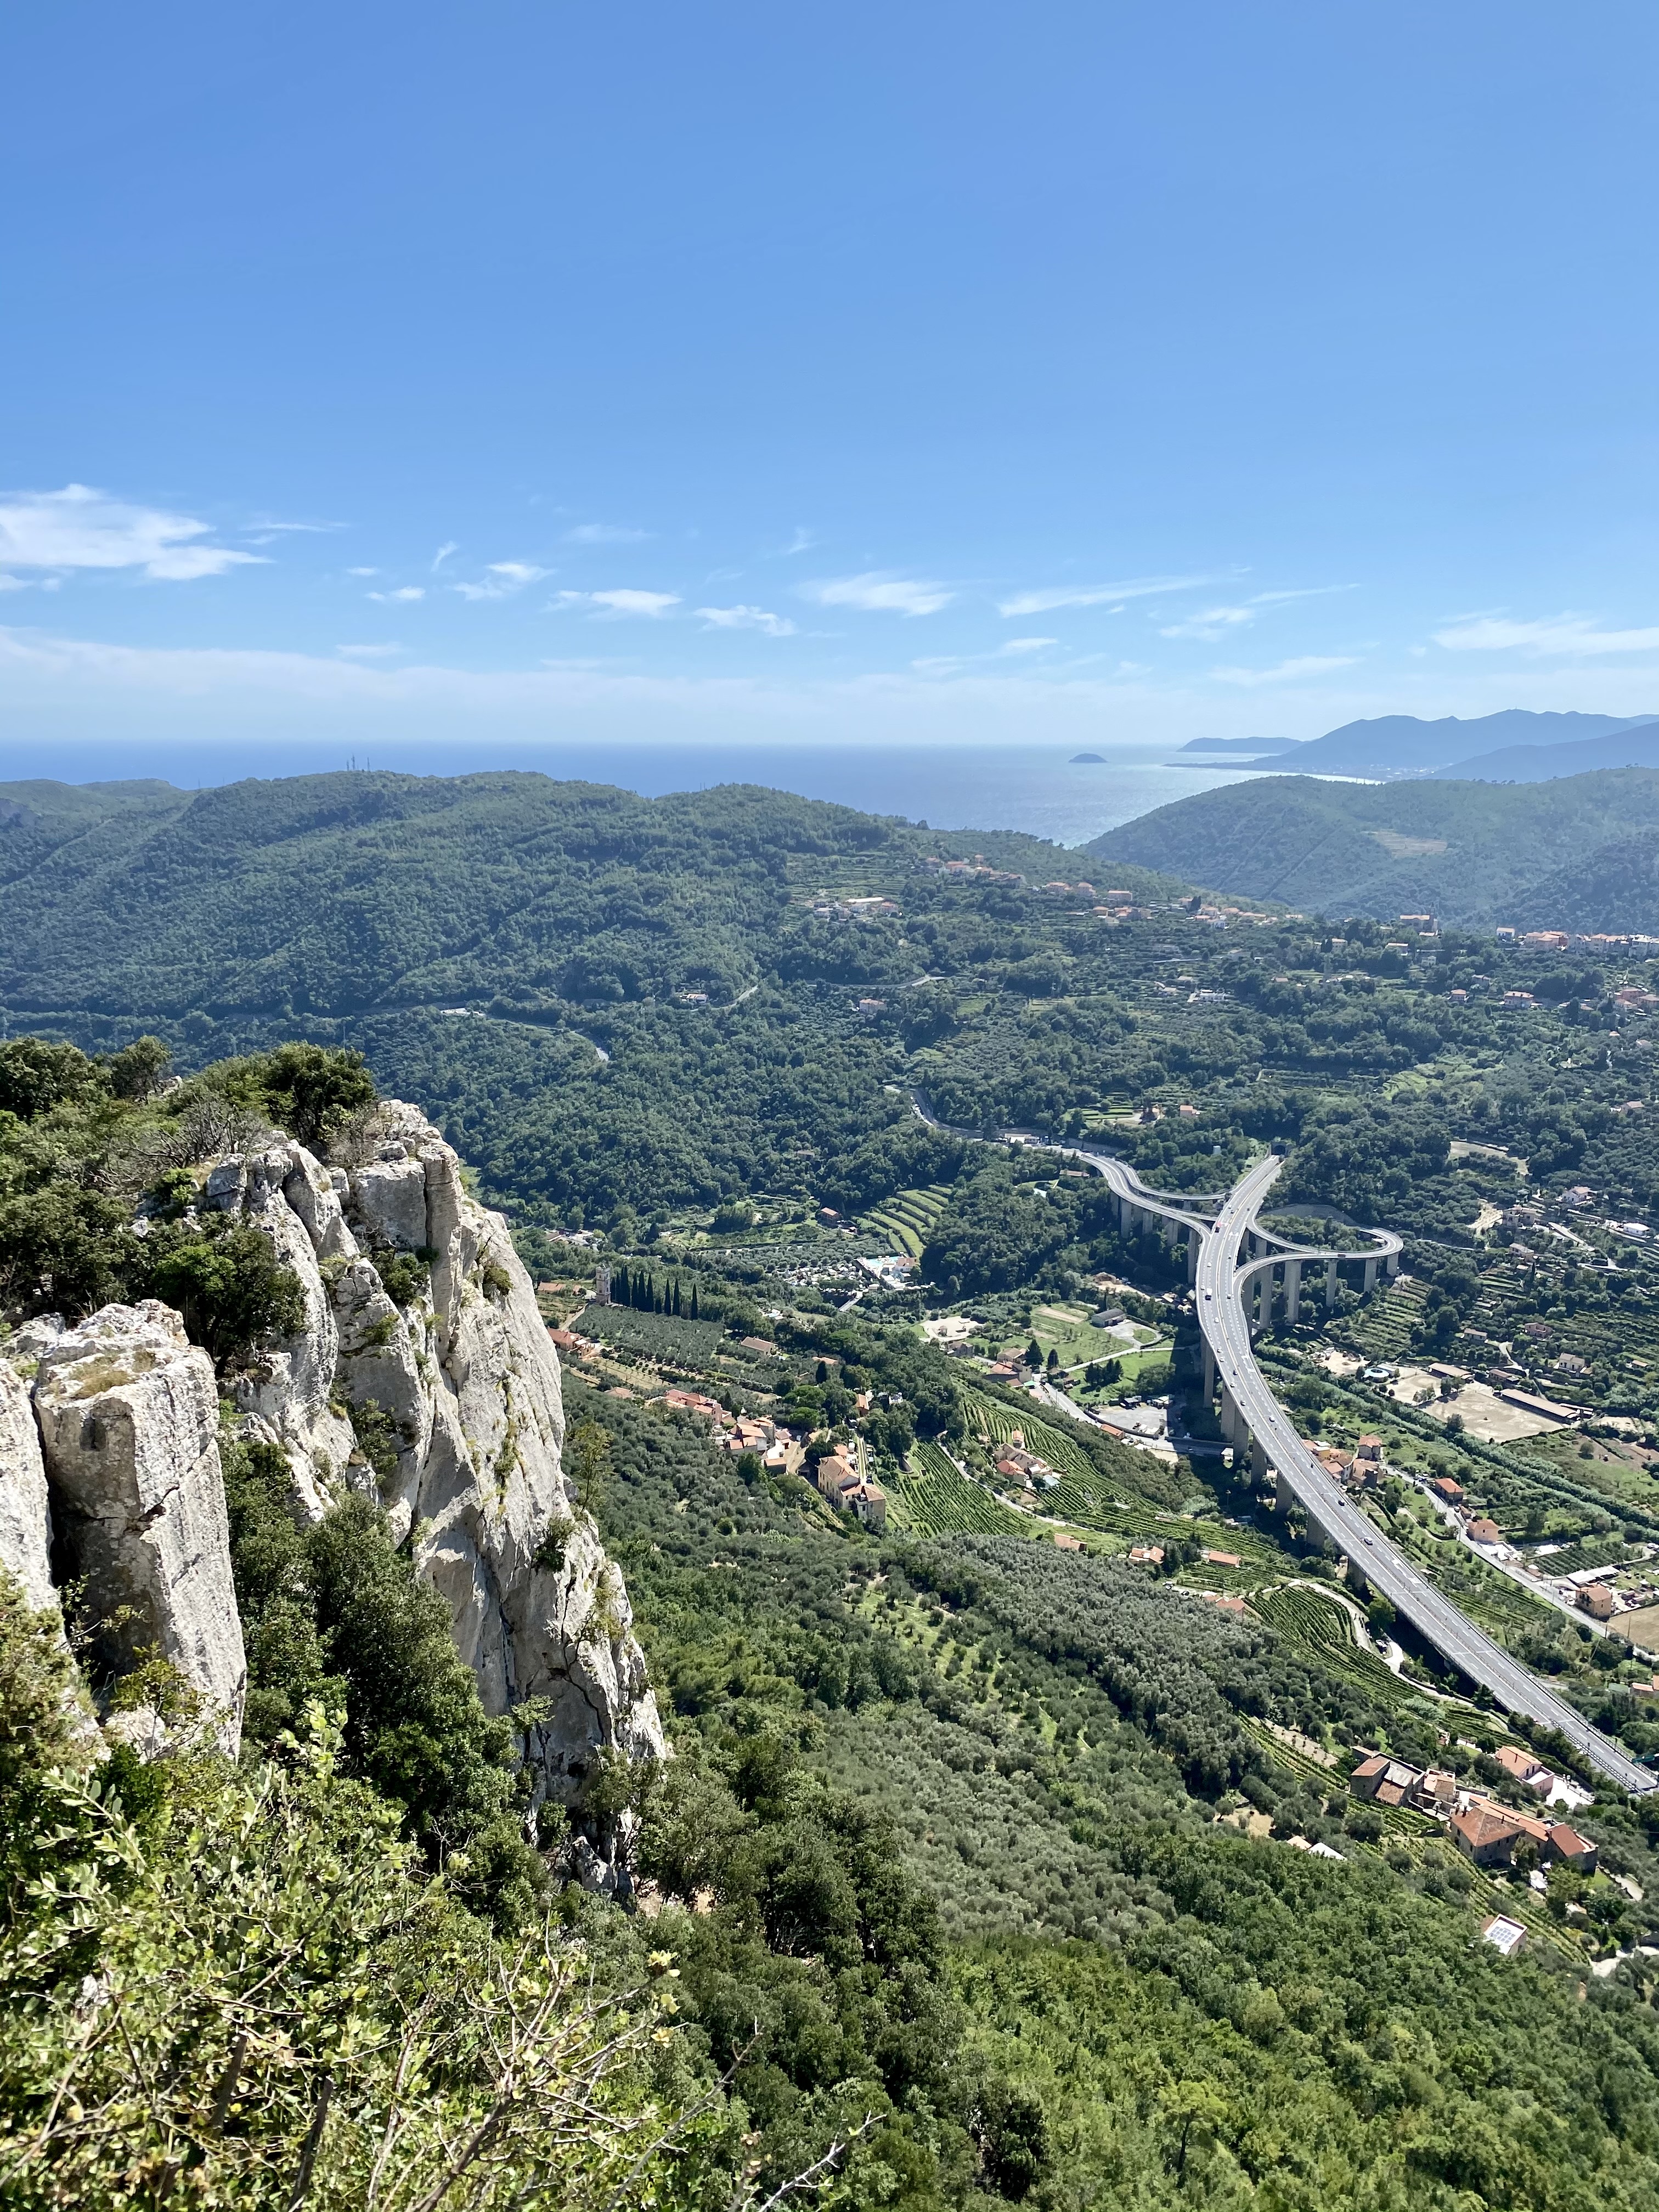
2 738 1271 850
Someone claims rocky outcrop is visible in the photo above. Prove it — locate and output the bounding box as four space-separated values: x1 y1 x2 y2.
1 1347 58 1612
4 1101 662 1878
204 1143 357 1522
31 1302 246 1752
203 1104 665 1871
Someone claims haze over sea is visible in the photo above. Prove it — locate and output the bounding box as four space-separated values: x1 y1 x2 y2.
5 738 1263 850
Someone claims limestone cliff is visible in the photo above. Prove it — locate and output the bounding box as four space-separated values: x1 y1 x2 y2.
1 1098 663 1889
1 1348 58 1613
31 1301 247 1752
204 1101 665 1876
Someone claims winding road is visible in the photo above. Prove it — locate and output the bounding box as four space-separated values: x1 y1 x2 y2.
913 1099 1655 1792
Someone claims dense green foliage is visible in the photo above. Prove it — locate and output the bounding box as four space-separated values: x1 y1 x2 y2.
222 1434 546 1925
1087 763 1659 923
0 1578 722 2211
583 1378 1659 2208
0 1037 369 1346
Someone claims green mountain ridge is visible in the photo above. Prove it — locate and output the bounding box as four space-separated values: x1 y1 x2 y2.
1086 766 1659 927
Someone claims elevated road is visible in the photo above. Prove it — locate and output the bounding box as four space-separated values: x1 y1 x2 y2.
910 1098 1654 1792
1195 1154 1651 1791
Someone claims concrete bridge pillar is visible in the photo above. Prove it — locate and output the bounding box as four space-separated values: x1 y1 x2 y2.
1203 1339 1216 1400
1250 1432 1268 1483
1220 1381 1238 1442
1186 1233 1200 1284
1284 1259 1301 1324
1386 1249 1400 1278
1324 1257 1338 1311
1362 1255 1378 1295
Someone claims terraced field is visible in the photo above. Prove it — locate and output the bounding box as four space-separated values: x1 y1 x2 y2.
888 1439 1035 1538
861 1183 952 1257
1251 1584 1406 1701
1337 1277 1428 1362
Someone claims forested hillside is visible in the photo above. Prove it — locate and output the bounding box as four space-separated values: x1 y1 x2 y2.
1086 767 1659 924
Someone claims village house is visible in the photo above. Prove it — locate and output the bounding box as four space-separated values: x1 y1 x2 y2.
1355 1434 1383 1464
1481 1915 1527 1956
842 1480 888 1530
1429 1475 1465 1503
1465 1517 1504 1545
1351 1755 1422 1809
1493 1745 1545 1785
815 1452 859 1500
1450 1798 1599 1874
725 1416 776 1457
661 1387 725 1422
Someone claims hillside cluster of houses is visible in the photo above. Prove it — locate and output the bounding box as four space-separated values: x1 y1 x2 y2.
1351 1742 1598 1878
658 1389 888 1530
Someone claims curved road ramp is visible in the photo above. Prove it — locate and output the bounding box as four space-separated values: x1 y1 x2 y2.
912 1097 1654 1796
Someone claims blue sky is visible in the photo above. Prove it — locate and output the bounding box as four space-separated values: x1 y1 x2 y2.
3 1 1658 764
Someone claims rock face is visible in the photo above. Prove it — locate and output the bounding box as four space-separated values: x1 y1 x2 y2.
1 1348 58 1612
204 1103 665 1877
32 1302 246 1752
4 1099 662 1881
204 1143 358 1522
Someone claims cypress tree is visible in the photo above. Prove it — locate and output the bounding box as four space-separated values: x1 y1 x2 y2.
690 1284 700 1320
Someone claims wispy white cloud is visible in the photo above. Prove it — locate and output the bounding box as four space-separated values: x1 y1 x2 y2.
346 566 380 578
368 586 425 603
242 517 346 544
696 603 795 636
431 542 459 571
1211 655 1357 686
1248 584 1353 607
1160 605 1255 641
768 527 816 558
563 522 650 545
555 588 680 618
0 483 263 582
335 642 403 659
912 637 1063 675
1432 612 1659 657
802 572 953 617
453 561 551 602
997 571 1226 617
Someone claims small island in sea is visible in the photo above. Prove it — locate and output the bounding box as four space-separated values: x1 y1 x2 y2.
1069 751 1106 763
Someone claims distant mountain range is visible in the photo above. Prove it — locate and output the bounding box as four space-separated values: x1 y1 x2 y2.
1086 763 1659 927
1170 736 1305 759
1257 708 1659 782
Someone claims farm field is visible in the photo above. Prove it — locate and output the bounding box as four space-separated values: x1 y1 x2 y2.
1008 1300 1162 1371
889 1438 1036 1538
860 1182 951 1257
